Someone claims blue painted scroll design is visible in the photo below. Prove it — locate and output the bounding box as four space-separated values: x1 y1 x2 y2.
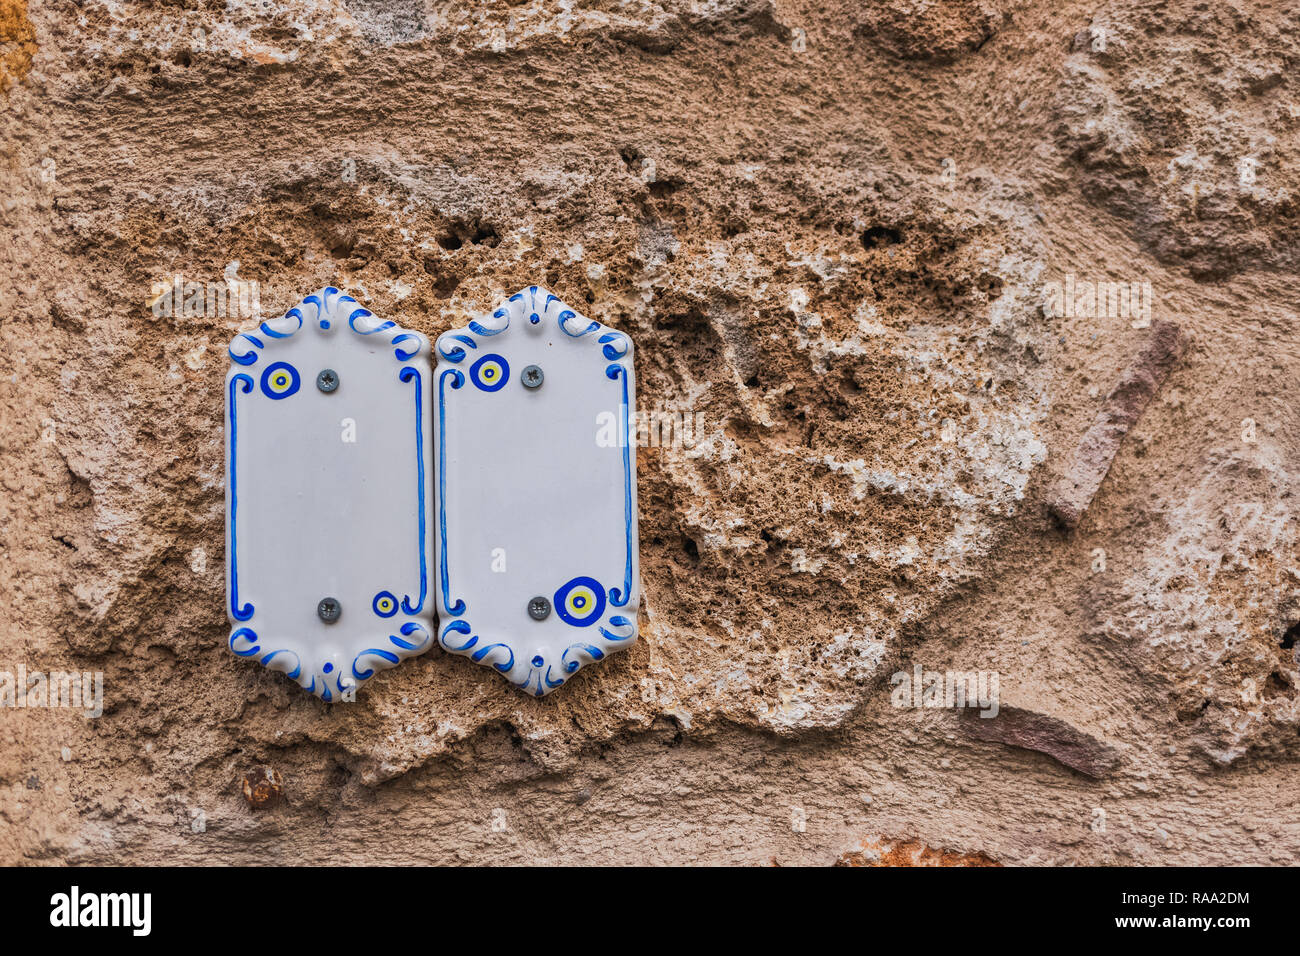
228 287 430 361
469 300 510 337
392 333 422 361
563 614 635 675
226 287 432 700
230 627 259 657
438 620 515 674
437 333 477 364
351 621 432 691
496 608 636 697
558 308 600 338
228 332 263 366
433 286 638 695
228 292 309 364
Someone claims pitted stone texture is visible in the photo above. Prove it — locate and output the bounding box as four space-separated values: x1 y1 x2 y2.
1100 449 1300 767
1054 2 1300 278
52 0 791 68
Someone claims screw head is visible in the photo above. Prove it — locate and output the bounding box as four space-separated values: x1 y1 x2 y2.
317 597 341 623
527 596 551 620
316 369 339 393
521 365 544 389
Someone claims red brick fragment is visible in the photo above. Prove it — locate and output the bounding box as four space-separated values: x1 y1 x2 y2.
961 706 1121 778
1049 320 1184 529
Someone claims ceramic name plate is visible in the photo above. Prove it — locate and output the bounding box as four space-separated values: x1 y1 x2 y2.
434 287 639 695
226 288 434 700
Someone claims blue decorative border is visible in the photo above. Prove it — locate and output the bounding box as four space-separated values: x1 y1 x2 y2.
230 621 432 702
228 374 254 622
227 286 407 366
398 366 427 615
226 287 433 701
606 363 633 607
437 367 467 616
434 286 638 696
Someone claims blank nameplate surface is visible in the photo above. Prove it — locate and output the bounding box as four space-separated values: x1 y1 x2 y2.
225 288 433 700
434 286 639 696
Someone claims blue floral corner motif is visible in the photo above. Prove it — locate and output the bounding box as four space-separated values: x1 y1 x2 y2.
225 287 433 701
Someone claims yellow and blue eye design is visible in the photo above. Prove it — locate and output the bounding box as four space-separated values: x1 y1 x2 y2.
469 353 509 392
259 361 300 400
372 591 399 618
554 576 606 627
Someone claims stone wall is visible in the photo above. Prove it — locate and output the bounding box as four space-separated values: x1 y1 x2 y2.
1 0 1297 864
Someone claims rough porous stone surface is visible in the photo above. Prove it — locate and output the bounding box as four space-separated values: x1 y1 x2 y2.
1 0 1297 865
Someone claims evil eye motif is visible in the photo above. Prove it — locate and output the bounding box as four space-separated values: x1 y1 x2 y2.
469 354 509 392
554 576 606 628
260 361 300 400
372 591 399 618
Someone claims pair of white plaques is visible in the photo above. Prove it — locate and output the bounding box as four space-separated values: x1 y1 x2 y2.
225 287 638 699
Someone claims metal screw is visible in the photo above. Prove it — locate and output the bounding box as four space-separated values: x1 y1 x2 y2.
528 596 551 620
521 365 544 389
317 597 341 623
317 369 339 393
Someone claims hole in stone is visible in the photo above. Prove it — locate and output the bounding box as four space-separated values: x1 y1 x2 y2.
619 146 643 173
681 535 699 562
977 273 1004 298
649 179 682 199
1281 622 1299 649
470 224 499 246
437 233 463 251
327 225 357 257
722 218 747 238
861 226 903 249
421 258 460 297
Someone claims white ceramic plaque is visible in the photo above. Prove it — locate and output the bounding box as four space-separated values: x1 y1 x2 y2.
226 288 434 700
434 287 639 695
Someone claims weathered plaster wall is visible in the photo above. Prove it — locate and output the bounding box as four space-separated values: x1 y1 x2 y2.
1 0 1298 864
